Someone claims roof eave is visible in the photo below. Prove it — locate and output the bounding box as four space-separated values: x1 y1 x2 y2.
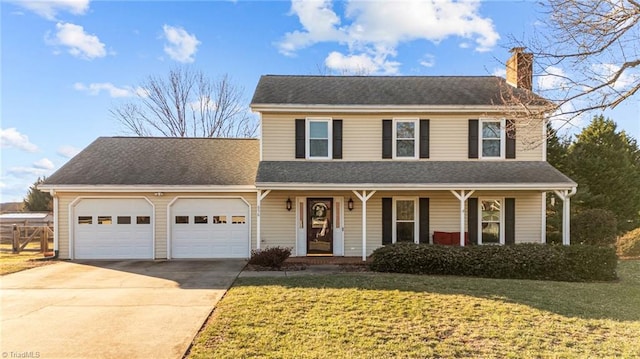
250 104 548 114
37 184 258 193
255 182 577 191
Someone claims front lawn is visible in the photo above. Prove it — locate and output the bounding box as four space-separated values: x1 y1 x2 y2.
189 260 640 358
0 246 55 275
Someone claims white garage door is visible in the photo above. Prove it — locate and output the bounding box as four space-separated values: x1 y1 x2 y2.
74 198 154 259
170 198 249 259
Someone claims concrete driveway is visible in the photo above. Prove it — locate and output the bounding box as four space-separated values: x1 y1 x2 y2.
0 260 246 359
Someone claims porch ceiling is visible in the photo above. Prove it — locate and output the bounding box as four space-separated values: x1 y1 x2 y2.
255 161 576 190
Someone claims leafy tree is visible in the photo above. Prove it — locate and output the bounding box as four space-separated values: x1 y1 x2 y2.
23 177 52 212
566 115 640 232
546 122 571 174
111 67 257 138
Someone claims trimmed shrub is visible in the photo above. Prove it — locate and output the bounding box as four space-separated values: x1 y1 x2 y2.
368 243 617 282
571 208 617 246
617 227 640 258
248 246 291 269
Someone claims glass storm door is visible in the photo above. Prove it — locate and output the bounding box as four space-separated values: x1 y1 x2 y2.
307 198 333 255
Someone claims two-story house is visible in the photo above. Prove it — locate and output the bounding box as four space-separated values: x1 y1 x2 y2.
41 49 576 261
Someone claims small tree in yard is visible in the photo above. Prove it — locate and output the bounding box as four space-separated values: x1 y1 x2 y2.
24 177 52 212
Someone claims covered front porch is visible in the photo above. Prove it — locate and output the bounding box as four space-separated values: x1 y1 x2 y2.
255 161 577 261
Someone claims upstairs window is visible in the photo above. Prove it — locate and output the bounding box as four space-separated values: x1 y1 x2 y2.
480 119 505 159
307 119 332 159
393 119 418 158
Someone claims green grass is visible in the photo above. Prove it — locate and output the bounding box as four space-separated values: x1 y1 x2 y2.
189 260 640 359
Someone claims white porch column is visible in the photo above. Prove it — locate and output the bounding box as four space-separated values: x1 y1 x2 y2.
450 190 475 246
256 190 271 251
353 190 376 261
554 188 577 245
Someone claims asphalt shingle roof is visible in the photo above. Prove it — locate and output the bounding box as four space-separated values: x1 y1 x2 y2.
256 161 576 187
44 137 259 186
250 75 545 107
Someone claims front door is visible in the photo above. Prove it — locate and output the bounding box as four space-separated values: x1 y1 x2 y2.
307 198 333 255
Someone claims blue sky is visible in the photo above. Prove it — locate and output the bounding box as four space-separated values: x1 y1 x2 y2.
1 0 638 203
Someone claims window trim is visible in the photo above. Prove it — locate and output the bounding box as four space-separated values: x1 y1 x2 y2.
392 196 419 244
479 118 506 160
306 118 332 159
478 197 505 245
392 118 419 159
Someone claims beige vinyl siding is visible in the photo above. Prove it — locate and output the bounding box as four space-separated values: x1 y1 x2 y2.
55 191 257 260
515 120 544 161
256 191 297 250
430 118 469 160
261 114 295 161
260 113 544 161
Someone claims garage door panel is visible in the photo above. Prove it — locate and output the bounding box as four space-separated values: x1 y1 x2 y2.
170 198 249 259
74 199 153 260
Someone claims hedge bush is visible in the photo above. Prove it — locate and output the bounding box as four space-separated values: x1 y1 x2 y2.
248 246 291 269
368 243 617 282
571 208 617 246
617 227 640 258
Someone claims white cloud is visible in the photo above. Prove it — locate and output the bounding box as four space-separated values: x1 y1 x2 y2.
33 158 55 170
11 0 90 21
0 128 38 153
162 25 200 63
325 51 400 75
74 82 138 98
419 54 435 68
537 66 569 91
47 22 106 60
57 145 81 158
278 0 499 73
591 63 639 91
491 67 506 78
7 166 50 177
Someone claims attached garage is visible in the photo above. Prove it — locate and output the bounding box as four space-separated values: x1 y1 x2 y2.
170 198 250 259
73 198 154 259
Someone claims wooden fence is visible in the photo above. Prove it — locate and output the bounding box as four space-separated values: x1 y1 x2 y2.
1 223 54 254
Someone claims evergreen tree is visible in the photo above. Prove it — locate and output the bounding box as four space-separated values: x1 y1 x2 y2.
23 177 52 212
566 116 640 232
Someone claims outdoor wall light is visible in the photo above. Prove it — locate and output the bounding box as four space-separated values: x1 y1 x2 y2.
286 197 292 211
348 198 354 211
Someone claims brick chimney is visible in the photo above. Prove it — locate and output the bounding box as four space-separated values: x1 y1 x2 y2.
506 47 533 90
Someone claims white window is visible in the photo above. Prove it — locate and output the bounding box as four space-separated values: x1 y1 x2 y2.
479 199 503 244
480 119 505 159
393 198 418 243
307 119 332 159
393 119 418 158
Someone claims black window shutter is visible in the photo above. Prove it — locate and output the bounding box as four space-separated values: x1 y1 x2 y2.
468 119 479 159
382 119 392 159
419 198 430 243
332 119 343 159
382 198 392 245
468 197 478 245
295 119 305 159
419 119 430 159
506 120 516 159
505 198 516 244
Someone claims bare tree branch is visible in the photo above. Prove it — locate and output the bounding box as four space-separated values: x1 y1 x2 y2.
505 0 639 129
111 67 258 138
